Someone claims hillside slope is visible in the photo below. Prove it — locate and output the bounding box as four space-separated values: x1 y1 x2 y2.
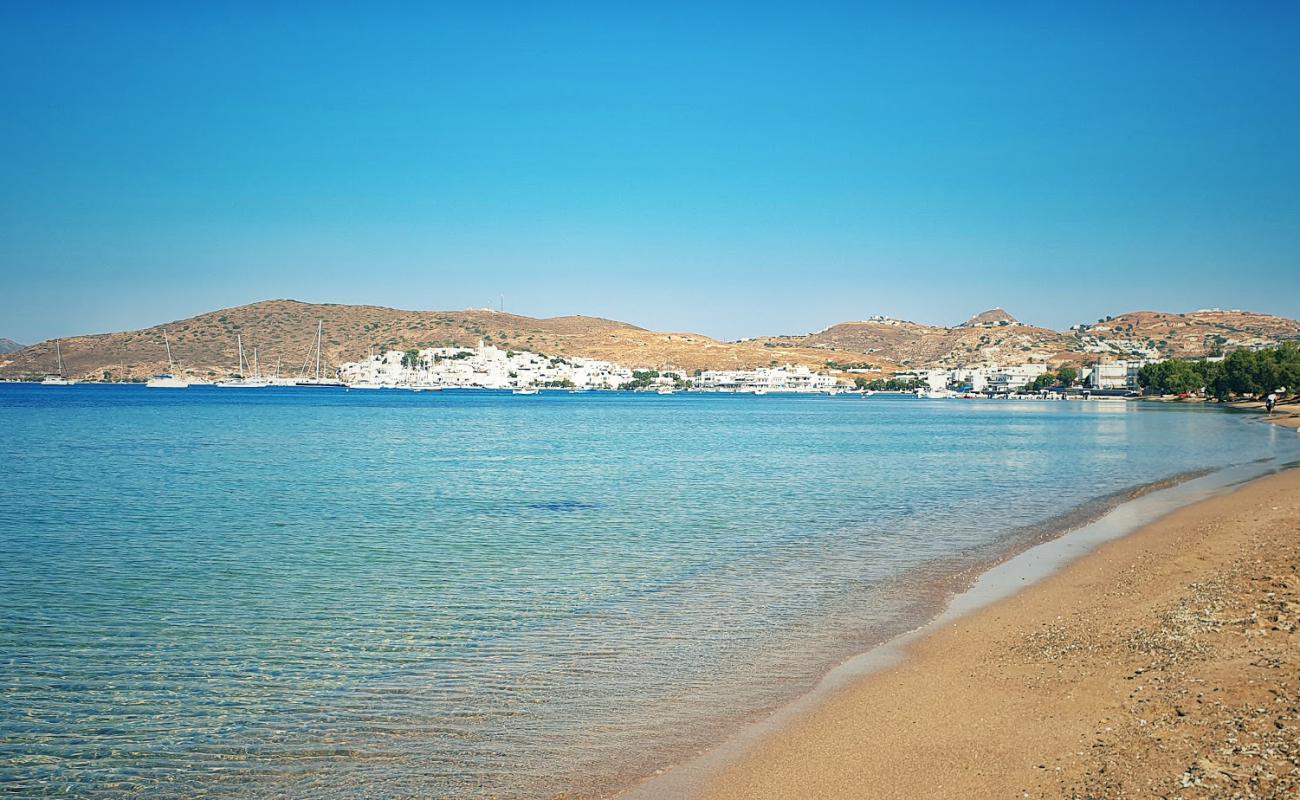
760 308 1300 369
0 300 892 381
2 302 1296 381
759 311 1077 368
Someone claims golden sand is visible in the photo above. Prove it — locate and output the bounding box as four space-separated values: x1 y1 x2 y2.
698 437 1299 798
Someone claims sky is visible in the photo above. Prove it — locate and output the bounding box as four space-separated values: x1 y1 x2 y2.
2 1 1299 344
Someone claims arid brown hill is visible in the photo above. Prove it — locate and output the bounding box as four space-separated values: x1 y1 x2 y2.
757 312 1077 369
759 308 1300 369
0 300 893 381
2 301 1296 381
1075 309 1300 359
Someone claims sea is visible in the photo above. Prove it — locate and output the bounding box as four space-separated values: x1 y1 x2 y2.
1 384 1297 798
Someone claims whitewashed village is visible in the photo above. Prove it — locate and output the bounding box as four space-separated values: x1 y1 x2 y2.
333 339 1160 397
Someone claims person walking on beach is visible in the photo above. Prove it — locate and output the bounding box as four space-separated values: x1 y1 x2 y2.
1266 392 1278 415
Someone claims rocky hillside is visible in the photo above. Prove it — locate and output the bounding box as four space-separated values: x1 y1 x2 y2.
0 300 891 381
1074 309 1300 360
2 302 1296 381
758 311 1078 369
760 308 1300 369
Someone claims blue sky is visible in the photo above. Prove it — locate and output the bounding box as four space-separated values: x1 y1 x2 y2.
2 2 1298 344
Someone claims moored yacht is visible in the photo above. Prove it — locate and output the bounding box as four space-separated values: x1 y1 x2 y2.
41 340 76 385
512 386 539 395
146 330 189 388
216 335 269 387
295 320 346 387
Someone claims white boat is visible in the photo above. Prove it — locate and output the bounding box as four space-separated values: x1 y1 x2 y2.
513 387 539 395
347 382 386 390
146 374 189 389
656 386 675 395
752 388 768 396
41 340 77 385
216 335 269 387
410 385 443 392
295 320 346 387
147 330 189 388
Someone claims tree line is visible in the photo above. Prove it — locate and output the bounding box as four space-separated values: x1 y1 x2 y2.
1137 343 1299 400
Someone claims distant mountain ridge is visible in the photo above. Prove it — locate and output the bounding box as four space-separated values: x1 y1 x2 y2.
0 338 22 355
1 300 1297 381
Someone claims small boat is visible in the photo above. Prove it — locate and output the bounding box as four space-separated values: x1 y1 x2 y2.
656 386 675 395
410 385 443 392
216 335 269 387
513 387 539 395
147 330 189 389
295 321 345 387
146 374 189 389
295 378 347 388
41 340 76 385
347 382 386 390
752 388 768 396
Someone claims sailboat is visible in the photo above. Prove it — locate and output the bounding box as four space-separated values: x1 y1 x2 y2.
41 339 77 385
295 320 345 387
216 335 269 388
146 330 189 388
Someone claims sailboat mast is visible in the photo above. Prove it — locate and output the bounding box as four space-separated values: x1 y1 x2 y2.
237 334 245 379
55 340 64 377
315 320 323 381
253 348 260 379
163 330 175 372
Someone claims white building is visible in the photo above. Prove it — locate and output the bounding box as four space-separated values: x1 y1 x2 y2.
987 363 1049 391
337 343 633 389
695 365 840 392
1088 359 1152 390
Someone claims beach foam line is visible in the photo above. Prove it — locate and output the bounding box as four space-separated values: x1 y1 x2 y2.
618 452 1300 800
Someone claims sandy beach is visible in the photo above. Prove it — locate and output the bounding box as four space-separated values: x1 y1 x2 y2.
688 422 1300 799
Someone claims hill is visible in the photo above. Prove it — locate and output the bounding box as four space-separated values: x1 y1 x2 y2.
760 309 1300 369
1073 310 1300 360
959 308 1020 328
758 315 1077 369
0 300 890 381
1 301 1296 382
0 338 22 355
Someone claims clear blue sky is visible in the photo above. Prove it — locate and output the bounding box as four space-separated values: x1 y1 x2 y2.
2 2 1298 344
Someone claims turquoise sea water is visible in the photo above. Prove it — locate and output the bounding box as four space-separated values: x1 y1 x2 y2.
1 385 1296 798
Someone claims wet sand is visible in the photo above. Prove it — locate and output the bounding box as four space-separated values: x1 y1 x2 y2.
686 428 1300 798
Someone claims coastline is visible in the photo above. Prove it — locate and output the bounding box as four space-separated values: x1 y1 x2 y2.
620 414 1300 799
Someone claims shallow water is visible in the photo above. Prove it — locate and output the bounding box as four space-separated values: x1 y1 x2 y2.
1 386 1295 797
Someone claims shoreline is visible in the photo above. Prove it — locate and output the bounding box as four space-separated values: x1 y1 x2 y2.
620 413 1299 799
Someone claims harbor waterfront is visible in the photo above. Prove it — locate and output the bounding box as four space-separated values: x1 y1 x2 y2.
2 385 1298 798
